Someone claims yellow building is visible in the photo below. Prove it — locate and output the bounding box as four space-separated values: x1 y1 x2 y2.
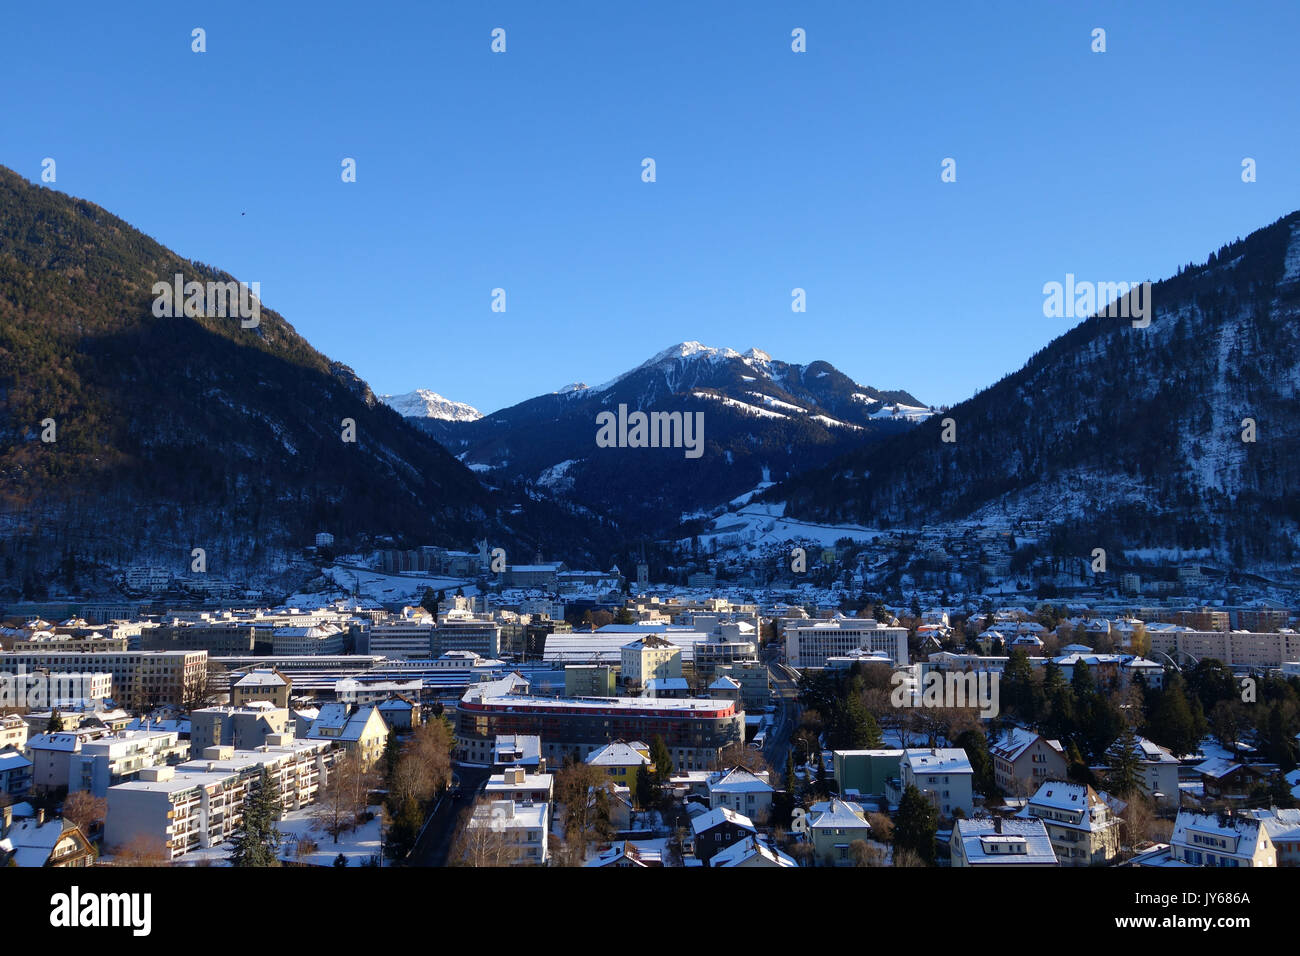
585 740 651 789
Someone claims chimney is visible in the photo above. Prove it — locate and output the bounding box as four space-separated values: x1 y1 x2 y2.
993 816 1002 834
1 804 11 834
37 808 45 826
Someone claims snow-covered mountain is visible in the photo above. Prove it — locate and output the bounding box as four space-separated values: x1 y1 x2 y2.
380 388 483 422
399 342 930 537
776 210 1300 569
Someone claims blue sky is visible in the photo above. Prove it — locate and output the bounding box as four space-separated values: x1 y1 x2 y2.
3 1 1297 414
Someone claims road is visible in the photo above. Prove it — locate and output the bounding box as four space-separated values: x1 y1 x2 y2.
762 657 802 772
403 764 491 867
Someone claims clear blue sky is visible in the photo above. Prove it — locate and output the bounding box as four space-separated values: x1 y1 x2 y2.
3 1 1297 414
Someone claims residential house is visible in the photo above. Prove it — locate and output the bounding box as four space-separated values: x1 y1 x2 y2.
1169 810 1277 867
0 806 96 867
306 702 390 769
585 740 651 790
805 798 872 866
901 748 975 818
691 806 757 865
990 728 1067 796
711 835 797 867
951 817 1058 867
0 748 33 799
1019 781 1122 866
708 767 774 825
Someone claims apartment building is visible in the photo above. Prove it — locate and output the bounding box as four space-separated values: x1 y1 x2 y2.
68 730 191 797
786 618 908 668
1147 628 1300 668
104 737 337 861
271 625 346 656
564 664 616 697
805 799 872 866
140 623 257 655
190 703 293 753
0 714 28 750
432 615 502 657
484 766 554 806
305 702 389 768
231 667 291 707
0 749 32 799
620 636 683 687
456 688 744 770
714 661 772 712
0 650 208 709
463 799 549 864
360 617 435 658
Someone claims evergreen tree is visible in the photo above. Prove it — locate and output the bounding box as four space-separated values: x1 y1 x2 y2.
1040 660 1076 743
894 784 938 865
649 735 674 787
1105 724 1145 798
955 729 997 797
1147 673 1203 758
333 853 347 867
46 709 62 733
228 767 283 867
385 794 424 860
634 764 654 809
382 732 401 785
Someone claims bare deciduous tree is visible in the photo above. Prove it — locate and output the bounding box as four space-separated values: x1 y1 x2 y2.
61 791 107 834
450 798 512 867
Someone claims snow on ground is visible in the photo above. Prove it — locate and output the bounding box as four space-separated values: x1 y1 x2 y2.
316 565 474 603
683 500 885 551
1282 223 1300 285
537 459 580 489
176 805 385 867
691 390 788 420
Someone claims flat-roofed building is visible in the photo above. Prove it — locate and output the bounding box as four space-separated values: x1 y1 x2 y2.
456 689 744 770
68 730 191 797
786 618 908 668
104 737 337 860
190 703 293 754
0 650 208 710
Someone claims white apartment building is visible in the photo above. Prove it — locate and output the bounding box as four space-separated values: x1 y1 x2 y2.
786 618 908 668
104 737 337 860
463 799 549 865
69 730 191 797
620 636 683 686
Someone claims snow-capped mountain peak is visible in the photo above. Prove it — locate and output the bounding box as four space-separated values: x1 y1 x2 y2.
379 388 483 422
